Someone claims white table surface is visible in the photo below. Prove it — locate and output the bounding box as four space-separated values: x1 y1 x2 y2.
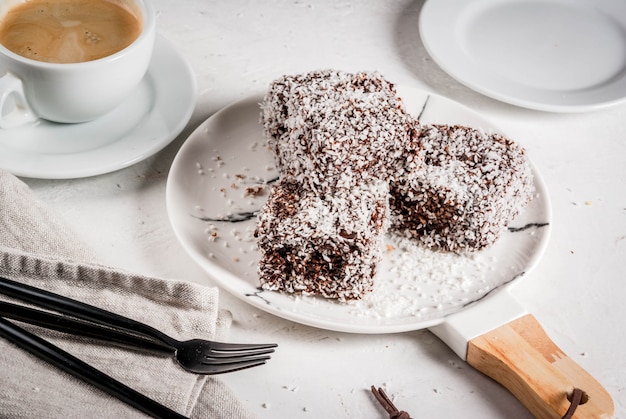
17 1 626 417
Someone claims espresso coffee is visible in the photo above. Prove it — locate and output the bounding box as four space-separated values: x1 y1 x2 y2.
0 0 142 64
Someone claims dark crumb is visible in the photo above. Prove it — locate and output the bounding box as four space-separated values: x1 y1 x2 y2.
245 185 267 197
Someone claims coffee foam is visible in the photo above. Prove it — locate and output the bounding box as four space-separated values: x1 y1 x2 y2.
0 0 142 63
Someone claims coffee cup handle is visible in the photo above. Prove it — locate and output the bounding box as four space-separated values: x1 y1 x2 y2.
0 72 39 129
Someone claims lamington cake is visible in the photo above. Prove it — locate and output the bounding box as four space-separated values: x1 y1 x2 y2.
255 177 390 301
255 69 536 301
389 124 535 252
261 69 421 189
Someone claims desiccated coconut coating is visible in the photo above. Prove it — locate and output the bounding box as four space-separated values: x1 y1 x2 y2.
389 124 535 252
255 70 536 302
261 69 421 189
255 177 389 301
257 70 420 300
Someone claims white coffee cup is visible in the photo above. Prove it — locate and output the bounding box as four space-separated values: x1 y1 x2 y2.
0 0 155 128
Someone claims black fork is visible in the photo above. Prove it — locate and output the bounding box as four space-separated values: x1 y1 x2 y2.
0 276 277 374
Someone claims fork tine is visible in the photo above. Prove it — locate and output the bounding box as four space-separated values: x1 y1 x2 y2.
208 342 278 352
203 353 272 365
203 359 268 375
206 346 276 358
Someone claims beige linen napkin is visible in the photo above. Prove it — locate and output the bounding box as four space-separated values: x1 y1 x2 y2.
0 170 255 419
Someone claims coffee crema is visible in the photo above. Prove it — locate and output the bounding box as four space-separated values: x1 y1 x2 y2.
0 0 142 64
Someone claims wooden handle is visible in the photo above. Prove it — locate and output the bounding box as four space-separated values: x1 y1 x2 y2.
467 314 613 418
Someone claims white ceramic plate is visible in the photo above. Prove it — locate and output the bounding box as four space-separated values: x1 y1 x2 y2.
0 34 197 179
166 86 551 333
419 0 626 112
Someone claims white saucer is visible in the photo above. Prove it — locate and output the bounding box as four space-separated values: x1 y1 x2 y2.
0 34 197 179
166 86 552 334
419 0 626 112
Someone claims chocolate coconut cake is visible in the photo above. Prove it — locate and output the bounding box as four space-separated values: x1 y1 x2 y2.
389 124 535 252
255 70 535 301
255 177 389 301
261 69 421 189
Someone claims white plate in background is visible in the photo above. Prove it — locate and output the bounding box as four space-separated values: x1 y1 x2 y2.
419 0 626 112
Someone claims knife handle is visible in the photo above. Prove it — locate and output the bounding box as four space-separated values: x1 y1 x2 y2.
467 314 613 418
0 317 188 419
0 300 173 353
